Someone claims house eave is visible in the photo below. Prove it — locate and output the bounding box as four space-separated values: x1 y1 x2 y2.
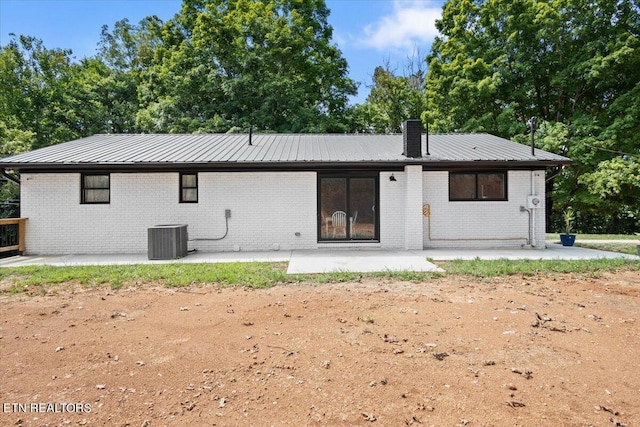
0 158 572 174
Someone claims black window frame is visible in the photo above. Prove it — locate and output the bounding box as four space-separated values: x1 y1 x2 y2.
179 172 198 203
317 172 380 242
449 171 508 201
80 173 110 204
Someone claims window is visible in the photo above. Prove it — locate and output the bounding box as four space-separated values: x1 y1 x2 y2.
81 174 110 204
180 173 198 203
449 171 507 201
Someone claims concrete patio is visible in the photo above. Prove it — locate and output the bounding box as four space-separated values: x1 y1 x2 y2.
0 243 636 273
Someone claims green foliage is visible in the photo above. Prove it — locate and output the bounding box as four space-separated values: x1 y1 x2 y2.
0 0 356 144
365 65 426 133
126 0 356 133
0 181 20 218
563 208 574 235
425 0 640 233
0 122 35 157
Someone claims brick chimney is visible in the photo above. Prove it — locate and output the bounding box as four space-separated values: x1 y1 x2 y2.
403 120 422 158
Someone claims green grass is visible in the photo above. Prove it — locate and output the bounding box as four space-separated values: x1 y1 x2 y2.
545 233 639 255
0 262 444 295
439 257 639 277
546 233 640 241
0 262 291 295
575 242 639 255
1 256 639 296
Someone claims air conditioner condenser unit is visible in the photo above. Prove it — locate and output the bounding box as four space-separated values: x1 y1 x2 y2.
148 224 188 260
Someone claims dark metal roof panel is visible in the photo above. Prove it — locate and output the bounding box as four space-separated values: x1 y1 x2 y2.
0 132 570 168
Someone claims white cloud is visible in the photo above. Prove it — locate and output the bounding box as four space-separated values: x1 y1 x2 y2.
360 1 442 51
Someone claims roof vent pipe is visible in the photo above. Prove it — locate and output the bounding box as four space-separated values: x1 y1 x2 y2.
425 121 430 156
528 116 537 156
248 126 252 146
403 119 422 158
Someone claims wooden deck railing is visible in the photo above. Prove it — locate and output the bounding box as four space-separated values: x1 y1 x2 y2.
0 218 27 253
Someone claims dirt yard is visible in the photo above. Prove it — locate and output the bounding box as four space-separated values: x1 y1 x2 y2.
1 270 639 427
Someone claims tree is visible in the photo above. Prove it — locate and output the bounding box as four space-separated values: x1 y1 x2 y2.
0 35 79 147
426 0 640 232
131 0 356 133
0 35 139 216
364 64 426 134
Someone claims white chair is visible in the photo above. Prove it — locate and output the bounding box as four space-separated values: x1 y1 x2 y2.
331 210 347 238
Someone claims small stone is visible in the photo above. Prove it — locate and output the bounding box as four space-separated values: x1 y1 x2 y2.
55 346 64 352
361 412 377 422
96 384 106 389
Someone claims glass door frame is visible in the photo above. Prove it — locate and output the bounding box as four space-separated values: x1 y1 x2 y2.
317 172 380 242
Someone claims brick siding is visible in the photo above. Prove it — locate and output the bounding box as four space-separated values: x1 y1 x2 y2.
20 169 546 254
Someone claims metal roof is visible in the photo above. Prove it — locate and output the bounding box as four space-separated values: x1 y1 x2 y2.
0 133 570 171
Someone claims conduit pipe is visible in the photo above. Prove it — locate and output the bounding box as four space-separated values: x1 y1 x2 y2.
189 209 231 242
423 204 530 246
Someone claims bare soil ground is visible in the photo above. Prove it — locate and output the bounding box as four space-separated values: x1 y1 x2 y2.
1 270 639 427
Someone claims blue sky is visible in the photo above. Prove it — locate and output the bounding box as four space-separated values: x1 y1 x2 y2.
0 0 445 104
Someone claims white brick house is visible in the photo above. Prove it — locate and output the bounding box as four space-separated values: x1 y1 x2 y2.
0 121 569 255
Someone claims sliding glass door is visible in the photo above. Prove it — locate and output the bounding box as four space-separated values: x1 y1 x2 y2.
318 174 378 241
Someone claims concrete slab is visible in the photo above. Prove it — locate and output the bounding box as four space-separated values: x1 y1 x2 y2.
424 243 638 261
0 243 636 272
287 249 444 274
0 251 291 267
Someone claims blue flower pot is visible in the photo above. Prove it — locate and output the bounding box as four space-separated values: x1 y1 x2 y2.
560 234 576 246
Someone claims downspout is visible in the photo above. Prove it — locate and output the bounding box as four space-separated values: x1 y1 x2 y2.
1 169 20 185
530 171 536 248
